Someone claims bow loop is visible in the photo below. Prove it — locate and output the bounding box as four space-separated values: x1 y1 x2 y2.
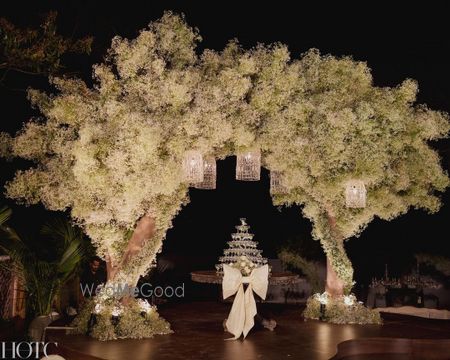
249 264 269 300
222 264 242 299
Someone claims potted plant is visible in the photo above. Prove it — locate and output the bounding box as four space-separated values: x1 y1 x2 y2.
0 206 84 341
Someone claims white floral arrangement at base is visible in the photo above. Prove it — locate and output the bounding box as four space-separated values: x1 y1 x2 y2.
71 296 172 341
303 292 382 325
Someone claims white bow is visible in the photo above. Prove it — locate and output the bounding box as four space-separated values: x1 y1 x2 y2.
222 264 269 340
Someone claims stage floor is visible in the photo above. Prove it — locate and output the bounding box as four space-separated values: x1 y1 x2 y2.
47 301 450 360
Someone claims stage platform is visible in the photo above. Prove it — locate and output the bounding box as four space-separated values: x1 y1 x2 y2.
47 301 450 360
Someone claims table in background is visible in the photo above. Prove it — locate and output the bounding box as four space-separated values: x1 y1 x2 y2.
191 270 302 303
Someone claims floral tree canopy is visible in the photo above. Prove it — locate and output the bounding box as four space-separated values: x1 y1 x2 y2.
1 12 449 326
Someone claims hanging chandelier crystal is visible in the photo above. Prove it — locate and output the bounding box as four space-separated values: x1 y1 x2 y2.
270 171 288 194
193 156 216 190
345 180 366 208
236 149 261 181
182 150 204 183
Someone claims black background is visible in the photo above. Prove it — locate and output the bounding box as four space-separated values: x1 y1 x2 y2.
1 1 449 285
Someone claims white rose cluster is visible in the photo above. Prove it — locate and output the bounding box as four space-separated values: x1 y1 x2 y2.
231 255 256 276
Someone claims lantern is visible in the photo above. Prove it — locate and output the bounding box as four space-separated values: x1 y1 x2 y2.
182 150 203 183
270 171 288 194
194 156 216 190
236 149 261 181
345 180 366 208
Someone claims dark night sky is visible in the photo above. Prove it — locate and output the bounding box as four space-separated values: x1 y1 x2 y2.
1 1 449 284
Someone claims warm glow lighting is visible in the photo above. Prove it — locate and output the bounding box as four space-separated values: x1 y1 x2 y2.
270 171 288 194
317 292 328 305
236 149 261 181
345 180 366 208
138 299 153 313
343 295 355 306
182 150 204 183
111 306 123 317
193 156 216 189
94 303 103 314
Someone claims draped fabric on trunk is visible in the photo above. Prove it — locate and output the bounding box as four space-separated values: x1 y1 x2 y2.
323 209 352 296
106 215 156 282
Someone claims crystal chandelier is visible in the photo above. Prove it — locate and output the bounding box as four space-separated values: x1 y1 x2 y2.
236 149 261 181
345 180 366 208
193 156 216 190
182 150 203 183
270 171 287 194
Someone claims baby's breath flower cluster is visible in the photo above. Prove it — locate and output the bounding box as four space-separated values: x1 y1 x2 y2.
71 297 170 341
304 292 382 325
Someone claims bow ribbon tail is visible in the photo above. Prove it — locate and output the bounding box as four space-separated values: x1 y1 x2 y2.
225 284 246 340
243 284 257 339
